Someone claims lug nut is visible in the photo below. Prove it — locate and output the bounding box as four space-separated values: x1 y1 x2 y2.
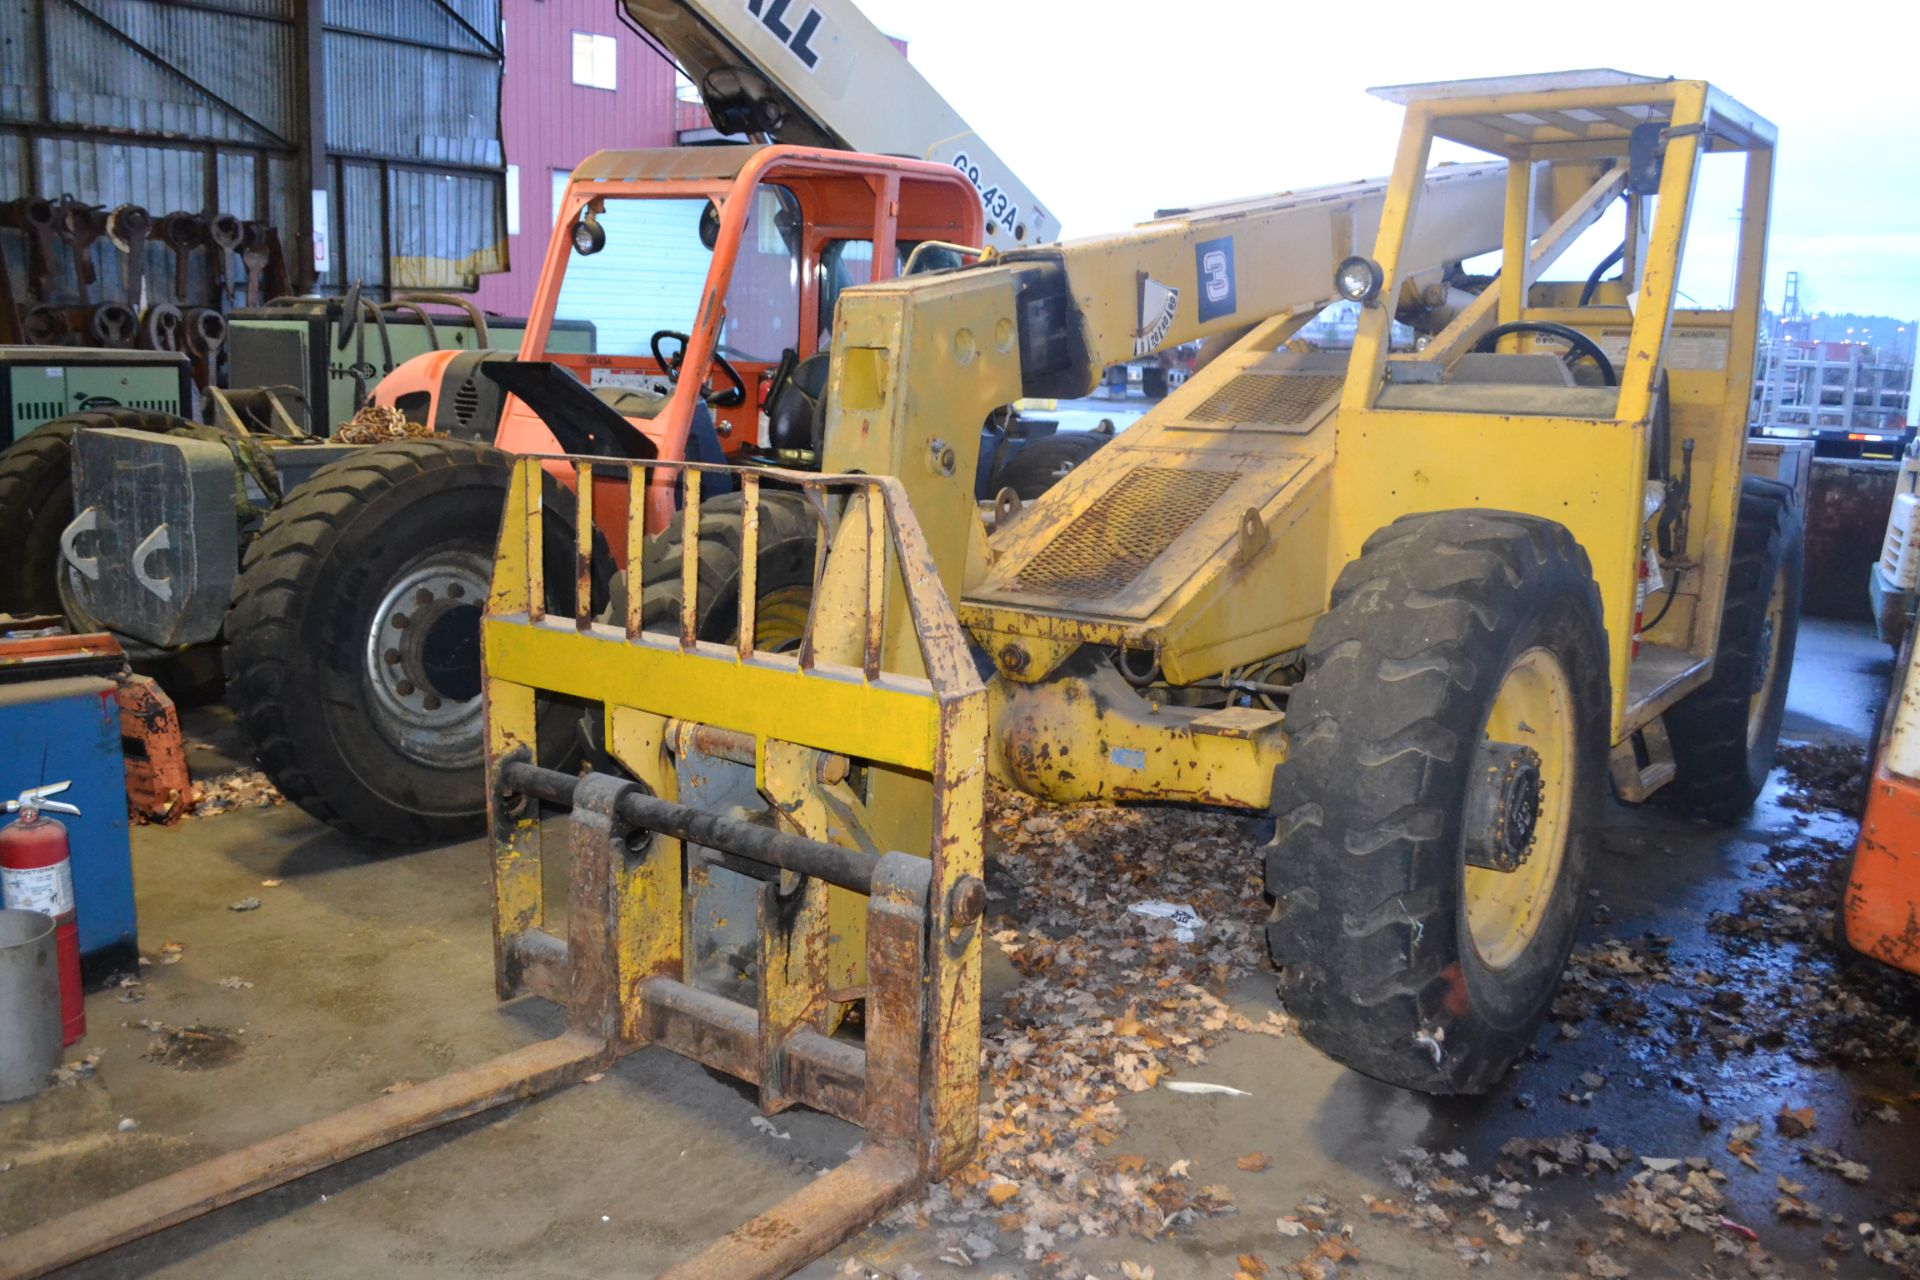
415 587 434 605
423 693 443 711
391 612 410 629
447 583 466 599
383 648 400 665
395 680 415 696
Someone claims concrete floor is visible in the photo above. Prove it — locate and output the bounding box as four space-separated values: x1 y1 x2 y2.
1 617 1912 1278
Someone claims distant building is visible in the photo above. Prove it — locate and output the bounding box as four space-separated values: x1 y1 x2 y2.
476 4 910 317
475 0 680 316
1749 271 1915 458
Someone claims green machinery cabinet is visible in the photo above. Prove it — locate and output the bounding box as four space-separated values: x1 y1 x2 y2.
225 302 595 434
1 347 193 446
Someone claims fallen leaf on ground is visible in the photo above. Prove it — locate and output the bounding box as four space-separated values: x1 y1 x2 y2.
1776 1105 1816 1138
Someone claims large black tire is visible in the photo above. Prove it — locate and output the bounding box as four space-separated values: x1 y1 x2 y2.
0 409 201 618
1657 477 1804 822
1266 511 1611 1094
604 490 819 648
992 431 1108 501
225 440 604 845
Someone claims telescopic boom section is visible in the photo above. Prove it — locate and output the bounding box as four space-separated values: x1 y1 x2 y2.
1004 162 1516 399
624 0 1053 249
817 161 1520 595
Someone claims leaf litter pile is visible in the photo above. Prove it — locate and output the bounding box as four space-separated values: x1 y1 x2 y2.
839 740 1920 1278
1359 739 1919 1279
855 786 1289 1276
129 765 286 824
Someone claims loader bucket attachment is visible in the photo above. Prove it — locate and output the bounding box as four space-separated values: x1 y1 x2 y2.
483 456 987 1276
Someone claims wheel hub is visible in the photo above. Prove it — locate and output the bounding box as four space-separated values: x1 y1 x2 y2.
1464 742 1544 873
362 551 492 767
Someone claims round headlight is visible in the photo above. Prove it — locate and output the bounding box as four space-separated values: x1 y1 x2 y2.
571 211 606 256
1334 255 1384 306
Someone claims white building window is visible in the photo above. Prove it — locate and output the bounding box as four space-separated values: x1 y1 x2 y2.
504 164 521 236
572 32 617 90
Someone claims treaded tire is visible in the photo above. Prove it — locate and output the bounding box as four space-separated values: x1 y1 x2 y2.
1656 477 1804 822
604 490 819 642
1266 510 1610 1094
225 440 604 845
992 431 1108 501
0 410 203 617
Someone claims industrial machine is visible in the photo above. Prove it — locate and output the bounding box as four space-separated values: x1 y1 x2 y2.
38 0 1074 847
0 302 571 624
483 67 1795 1106
1845 624 1920 975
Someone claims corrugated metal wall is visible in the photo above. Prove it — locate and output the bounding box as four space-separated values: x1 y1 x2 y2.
1 0 509 306
318 0 509 291
473 0 677 317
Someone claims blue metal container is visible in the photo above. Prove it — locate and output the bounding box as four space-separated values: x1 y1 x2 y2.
0 677 138 980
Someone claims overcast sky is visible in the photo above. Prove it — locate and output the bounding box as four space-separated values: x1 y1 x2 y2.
856 1 1920 324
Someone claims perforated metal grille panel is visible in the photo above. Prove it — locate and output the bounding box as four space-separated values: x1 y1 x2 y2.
1185 373 1343 426
1010 466 1238 599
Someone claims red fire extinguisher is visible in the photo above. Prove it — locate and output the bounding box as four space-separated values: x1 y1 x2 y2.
2 781 86 1045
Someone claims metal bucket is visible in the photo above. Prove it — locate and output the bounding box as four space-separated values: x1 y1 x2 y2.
0 908 63 1102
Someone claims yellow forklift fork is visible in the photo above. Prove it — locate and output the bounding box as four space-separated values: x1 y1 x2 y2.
484 455 988 1275
1 457 986 1280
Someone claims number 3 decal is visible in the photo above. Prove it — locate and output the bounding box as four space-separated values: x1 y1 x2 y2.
1202 250 1230 303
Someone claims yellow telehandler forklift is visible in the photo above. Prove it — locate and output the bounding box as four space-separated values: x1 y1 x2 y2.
3 71 1798 1280
471 66 1794 1254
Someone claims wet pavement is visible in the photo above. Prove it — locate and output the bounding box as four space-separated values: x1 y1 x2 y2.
1 617 1912 1279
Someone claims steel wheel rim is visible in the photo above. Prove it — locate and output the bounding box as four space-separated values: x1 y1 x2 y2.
361 549 492 767
1746 568 1788 750
1463 646 1576 970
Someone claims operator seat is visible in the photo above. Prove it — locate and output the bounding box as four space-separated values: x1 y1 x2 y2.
767 351 830 457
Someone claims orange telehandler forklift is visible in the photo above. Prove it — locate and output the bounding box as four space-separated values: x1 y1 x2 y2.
59 144 986 844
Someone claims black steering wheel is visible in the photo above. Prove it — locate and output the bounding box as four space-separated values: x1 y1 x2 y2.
650 329 748 409
1473 320 1617 386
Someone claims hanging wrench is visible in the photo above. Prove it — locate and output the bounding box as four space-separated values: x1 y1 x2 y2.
139 302 183 352
206 212 243 308
158 211 207 303
87 302 138 348
183 306 227 388
3 197 61 301
108 204 152 311
240 221 274 306
58 198 107 301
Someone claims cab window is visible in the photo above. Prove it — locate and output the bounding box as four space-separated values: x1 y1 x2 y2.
547 185 802 362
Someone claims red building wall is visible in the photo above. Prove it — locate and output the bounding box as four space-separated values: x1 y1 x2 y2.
477 0 679 317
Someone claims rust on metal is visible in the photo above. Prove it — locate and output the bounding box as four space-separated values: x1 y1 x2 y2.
739 472 761 658
574 458 594 631
656 1146 921 1280
681 467 703 648
117 674 190 823
626 464 648 640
